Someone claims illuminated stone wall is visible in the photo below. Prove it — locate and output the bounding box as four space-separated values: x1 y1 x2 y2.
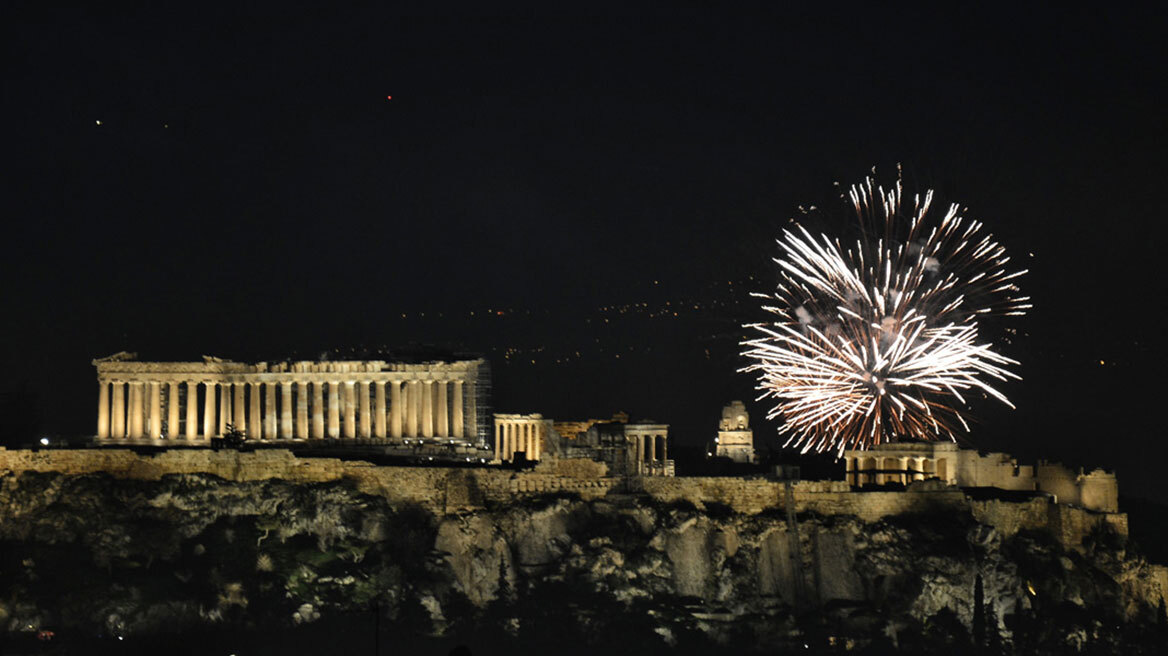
843 442 1120 514
0 448 1125 549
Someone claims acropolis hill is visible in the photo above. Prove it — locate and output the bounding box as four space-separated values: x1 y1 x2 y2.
1 353 1165 651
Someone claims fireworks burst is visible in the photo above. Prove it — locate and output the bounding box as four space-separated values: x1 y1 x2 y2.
741 176 1031 455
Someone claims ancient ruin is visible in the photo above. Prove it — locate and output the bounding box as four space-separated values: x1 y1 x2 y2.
713 400 755 463
92 352 489 446
843 441 1119 513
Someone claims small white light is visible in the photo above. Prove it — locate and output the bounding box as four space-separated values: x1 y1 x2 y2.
39 437 49 446
95 120 102 126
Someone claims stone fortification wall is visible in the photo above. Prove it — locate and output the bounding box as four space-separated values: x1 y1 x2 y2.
638 476 969 522
0 448 1124 549
956 451 1037 491
0 448 615 515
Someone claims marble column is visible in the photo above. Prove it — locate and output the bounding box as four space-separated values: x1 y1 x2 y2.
436 381 448 437
218 383 230 435
343 381 357 438
203 382 216 437
124 382 135 438
327 382 340 438
233 383 246 433
168 381 180 438
148 381 161 438
648 433 656 463
249 382 262 438
452 381 464 438
358 381 372 438
280 382 294 438
406 381 418 437
532 423 541 461
466 380 478 446
661 435 667 463
264 382 277 439
97 381 110 438
421 380 433 438
130 382 145 438
185 381 198 439
636 434 645 475
112 382 125 438
390 381 402 439
374 382 387 438
296 381 309 438
312 382 324 438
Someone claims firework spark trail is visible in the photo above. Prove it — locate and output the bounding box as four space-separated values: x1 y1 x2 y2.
741 177 1031 455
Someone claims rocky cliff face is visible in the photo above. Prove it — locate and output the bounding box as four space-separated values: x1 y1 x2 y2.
1 470 1165 654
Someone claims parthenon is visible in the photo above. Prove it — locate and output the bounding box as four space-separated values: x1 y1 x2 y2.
93 353 489 445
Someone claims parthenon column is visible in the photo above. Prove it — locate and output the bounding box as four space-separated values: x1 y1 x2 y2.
406 381 418 437
452 381 464 438
280 381 294 438
648 433 656 463
374 382 386 438
264 382 276 439
185 381 198 439
661 435 668 463
249 382 262 438
312 382 324 438
124 382 135 438
343 381 357 438
358 381 372 438
112 382 125 438
421 380 434 438
297 381 309 438
97 381 110 438
636 433 645 474
436 381 448 437
218 383 230 435
327 382 340 438
532 423 541 461
203 382 216 437
465 380 477 446
390 381 402 439
148 381 161 438
233 383 246 433
130 382 145 438
168 381 180 438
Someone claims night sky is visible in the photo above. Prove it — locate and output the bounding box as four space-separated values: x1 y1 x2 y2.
5 5 1166 501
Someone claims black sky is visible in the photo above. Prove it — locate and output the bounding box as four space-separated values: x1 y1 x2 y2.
4 4 1167 500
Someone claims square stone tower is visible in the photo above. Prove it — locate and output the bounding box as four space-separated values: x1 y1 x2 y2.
715 401 755 463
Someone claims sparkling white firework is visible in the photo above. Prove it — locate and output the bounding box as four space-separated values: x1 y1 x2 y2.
741 177 1031 455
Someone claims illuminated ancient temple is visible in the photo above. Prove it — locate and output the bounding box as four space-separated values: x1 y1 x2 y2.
92 352 490 445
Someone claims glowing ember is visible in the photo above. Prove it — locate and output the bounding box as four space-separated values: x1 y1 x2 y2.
741 176 1030 455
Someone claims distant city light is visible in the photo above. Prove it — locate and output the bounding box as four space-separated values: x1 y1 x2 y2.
39 437 49 446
